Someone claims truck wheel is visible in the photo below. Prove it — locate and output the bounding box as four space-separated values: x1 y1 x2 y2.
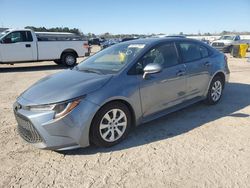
61 53 77 67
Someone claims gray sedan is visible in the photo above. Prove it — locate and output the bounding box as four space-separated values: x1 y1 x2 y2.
13 37 230 150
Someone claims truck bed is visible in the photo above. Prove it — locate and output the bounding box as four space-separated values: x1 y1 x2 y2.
37 41 87 60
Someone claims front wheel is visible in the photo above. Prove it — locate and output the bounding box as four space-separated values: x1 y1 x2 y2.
90 102 131 147
206 76 224 105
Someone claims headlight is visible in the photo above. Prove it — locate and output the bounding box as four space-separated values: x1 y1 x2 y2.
28 99 81 119
53 100 81 119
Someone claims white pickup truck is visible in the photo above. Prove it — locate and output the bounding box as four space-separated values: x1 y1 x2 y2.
0 29 89 66
210 35 241 53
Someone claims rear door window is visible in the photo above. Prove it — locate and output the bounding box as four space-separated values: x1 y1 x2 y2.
200 45 209 58
179 42 201 62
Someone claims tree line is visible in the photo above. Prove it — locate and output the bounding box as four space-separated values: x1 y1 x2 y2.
24 26 250 39
25 26 83 35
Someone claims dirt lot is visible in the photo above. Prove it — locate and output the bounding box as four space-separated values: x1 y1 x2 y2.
0 48 250 188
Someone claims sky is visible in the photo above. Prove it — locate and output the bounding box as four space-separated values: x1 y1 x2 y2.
0 0 250 35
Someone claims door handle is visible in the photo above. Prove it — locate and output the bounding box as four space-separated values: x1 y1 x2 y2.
25 44 31 48
176 70 185 76
204 62 211 67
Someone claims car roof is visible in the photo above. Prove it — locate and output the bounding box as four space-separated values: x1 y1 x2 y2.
121 37 204 46
120 37 216 54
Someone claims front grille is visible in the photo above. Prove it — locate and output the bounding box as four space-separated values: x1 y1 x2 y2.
212 42 224 47
15 112 43 143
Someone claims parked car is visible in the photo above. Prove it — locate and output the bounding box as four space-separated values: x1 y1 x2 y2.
13 37 229 150
151 34 186 38
210 35 241 53
100 39 119 49
121 37 138 42
88 38 105 45
0 29 89 66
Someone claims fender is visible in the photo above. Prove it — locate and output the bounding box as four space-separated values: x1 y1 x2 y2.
95 95 141 126
204 70 228 96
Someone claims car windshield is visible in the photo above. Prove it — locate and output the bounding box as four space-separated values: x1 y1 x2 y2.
0 30 10 39
219 36 234 40
76 43 146 74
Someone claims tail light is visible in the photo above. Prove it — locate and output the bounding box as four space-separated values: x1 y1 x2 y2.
224 55 228 63
83 43 89 49
224 54 230 73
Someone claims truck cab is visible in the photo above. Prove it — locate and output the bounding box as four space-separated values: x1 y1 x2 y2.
0 29 37 62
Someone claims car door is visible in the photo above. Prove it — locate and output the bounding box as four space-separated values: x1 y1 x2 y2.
1 31 35 62
177 42 211 100
138 42 187 117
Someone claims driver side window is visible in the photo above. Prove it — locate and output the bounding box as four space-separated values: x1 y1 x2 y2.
135 43 179 73
3 31 32 43
4 31 22 43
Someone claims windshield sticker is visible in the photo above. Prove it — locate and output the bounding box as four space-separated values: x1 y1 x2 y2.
128 44 145 49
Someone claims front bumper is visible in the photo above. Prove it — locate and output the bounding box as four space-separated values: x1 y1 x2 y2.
211 45 231 53
13 97 99 150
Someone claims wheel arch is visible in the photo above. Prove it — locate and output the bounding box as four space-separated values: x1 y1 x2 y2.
205 71 226 96
60 49 79 59
96 98 136 127
214 72 226 87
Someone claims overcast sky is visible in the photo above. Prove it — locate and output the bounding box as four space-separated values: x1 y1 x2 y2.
0 0 250 34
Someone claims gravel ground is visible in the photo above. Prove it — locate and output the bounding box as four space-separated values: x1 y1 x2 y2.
0 49 250 188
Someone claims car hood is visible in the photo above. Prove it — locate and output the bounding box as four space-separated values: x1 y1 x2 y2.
20 69 112 105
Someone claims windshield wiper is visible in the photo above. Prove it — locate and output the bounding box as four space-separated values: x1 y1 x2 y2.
80 69 103 75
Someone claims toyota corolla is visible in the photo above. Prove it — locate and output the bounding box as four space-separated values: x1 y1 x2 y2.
13 37 230 150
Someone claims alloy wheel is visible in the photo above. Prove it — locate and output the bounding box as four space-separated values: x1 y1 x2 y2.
99 109 127 142
211 80 222 102
65 55 75 66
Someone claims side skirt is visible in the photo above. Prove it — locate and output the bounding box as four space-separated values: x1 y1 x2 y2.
141 96 205 124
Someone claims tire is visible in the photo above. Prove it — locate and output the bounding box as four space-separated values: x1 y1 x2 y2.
206 76 224 105
90 102 131 147
61 52 77 67
228 46 233 54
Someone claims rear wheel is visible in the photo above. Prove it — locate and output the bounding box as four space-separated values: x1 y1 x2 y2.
206 76 224 105
61 52 77 67
90 102 131 147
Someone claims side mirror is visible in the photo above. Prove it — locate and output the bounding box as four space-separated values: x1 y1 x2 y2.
143 63 162 79
3 38 12 44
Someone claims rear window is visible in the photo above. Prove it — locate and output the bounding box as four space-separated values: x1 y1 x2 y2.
179 42 201 62
26 31 33 42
